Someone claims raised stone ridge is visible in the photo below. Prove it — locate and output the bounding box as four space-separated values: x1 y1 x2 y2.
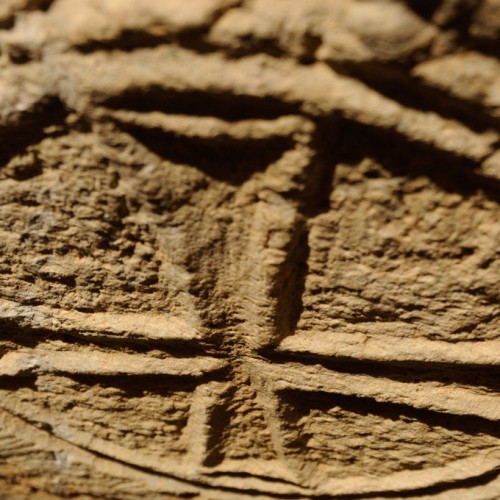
0 0 499 498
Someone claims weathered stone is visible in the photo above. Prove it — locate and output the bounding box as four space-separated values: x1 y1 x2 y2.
0 1 499 498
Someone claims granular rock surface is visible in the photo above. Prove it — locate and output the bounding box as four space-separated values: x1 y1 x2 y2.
0 1 499 498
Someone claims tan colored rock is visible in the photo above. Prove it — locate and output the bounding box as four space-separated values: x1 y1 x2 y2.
413 51 500 118
209 0 437 64
0 0 499 498
470 0 500 45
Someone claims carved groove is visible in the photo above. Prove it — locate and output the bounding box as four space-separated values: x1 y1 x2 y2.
0 0 498 498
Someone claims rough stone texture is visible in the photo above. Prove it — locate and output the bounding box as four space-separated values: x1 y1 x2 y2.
0 0 499 498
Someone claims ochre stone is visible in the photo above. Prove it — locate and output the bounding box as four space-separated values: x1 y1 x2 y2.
0 0 499 498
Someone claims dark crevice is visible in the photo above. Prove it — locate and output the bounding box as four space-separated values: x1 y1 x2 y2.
269 119 339 348
468 38 500 59
405 0 444 20
270 221 309 348
0 318 212 358
204 470 303 488
328 60 499 134
0 377 38 391
211 37 292 62
74 28 219 57
118 123 294 186
336 469 500 500
262 350 500 394
0 96 68 167
76 32 179 54
0 150 44 181
66 373 226 397
0 0 55 31
278 389 500 438
298 119 339 218
26 0 54 12
337 120 500 203
176 28 231 56
101 88 301 121
0 17 15 30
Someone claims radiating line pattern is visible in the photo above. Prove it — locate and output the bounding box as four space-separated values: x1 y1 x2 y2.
0 1 499 498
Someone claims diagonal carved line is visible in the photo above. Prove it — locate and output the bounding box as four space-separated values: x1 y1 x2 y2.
315 453 500 498
188 365 305 485
0 298 202 341
0 349 226 377
251 359 500 421
184 382 232 469
55 46 496 163
98 108 311 141
278 331 500 366
247 368 302 485
0 394 312 497
0 407 199 496
0 388 208 484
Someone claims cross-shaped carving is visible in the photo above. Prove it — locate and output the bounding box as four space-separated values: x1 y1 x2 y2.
1 36 499 498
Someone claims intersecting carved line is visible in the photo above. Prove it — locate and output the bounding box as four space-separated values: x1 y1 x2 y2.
0 407 200 497
247 359 500 496
0 5 498 494
53 47 496 162
252 359 500 422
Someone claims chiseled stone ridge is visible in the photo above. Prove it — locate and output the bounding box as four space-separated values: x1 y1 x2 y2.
0 0 499 498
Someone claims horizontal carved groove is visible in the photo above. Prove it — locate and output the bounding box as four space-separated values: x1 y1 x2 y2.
42 46 494 167
0 326 212 359
253 360 500 421
75 32 182 55
0 349 227 377
0 298 202 341
74 27 225 57
278 331 500 366
278 387 500 438
328 60 500 134
0 1 497 496
101 87 300 122
340 469 500 500
263 350 500 394
337 120 500 201
119 123 294 186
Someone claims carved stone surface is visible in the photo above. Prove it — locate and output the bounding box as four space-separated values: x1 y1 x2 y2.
0 1 499 498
